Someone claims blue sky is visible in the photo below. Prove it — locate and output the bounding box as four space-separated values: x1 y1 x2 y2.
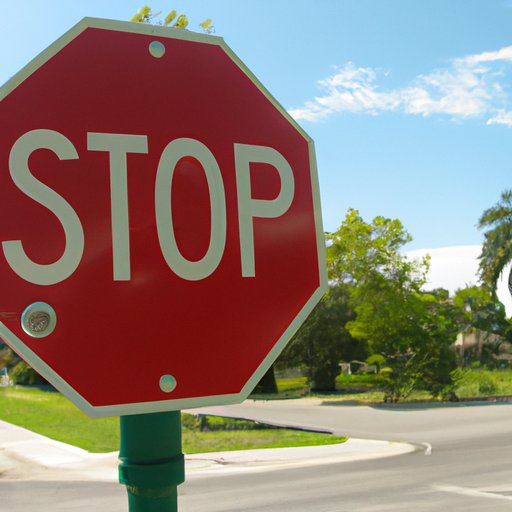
2 1 512 292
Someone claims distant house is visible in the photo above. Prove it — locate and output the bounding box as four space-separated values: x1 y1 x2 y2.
454 329 511 366
339 361 377 375
0 367 12 387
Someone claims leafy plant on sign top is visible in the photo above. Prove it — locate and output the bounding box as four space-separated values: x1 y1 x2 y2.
131 5 214 33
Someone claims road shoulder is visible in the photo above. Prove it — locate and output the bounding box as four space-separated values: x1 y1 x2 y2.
0 419 415 481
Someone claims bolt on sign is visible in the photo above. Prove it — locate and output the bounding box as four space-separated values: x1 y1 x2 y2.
0 18 327 417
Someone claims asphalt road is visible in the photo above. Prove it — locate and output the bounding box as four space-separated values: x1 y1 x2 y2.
2 399 512 511
183 400 512 511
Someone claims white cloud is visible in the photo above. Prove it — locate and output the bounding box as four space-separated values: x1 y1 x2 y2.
290 45 512 125
288 63 399 121
405 64 492 117
405 245 481 293
462 45 512 65
487 109 512 126
405 244 512 317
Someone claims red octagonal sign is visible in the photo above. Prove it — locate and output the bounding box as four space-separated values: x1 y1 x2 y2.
0 18 327 417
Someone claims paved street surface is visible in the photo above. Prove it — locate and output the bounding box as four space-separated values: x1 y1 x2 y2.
1 398 512 511
186 399 512 511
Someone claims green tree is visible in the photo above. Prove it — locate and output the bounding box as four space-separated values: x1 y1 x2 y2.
282 285 364 391
327 208 417 287
453 285 510 366
454 286 508 334
411 290 459 398
328 209 457 401
347 280 458 401
478 189 512 293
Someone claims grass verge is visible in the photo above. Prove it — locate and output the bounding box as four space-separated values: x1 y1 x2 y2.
183 429 346 453
454 369 512 397
268 369 512 404
0 387 347 453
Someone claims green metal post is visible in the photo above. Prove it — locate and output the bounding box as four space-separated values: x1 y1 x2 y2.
119 411 185 512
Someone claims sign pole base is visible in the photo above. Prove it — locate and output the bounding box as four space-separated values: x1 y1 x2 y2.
119 411 184 512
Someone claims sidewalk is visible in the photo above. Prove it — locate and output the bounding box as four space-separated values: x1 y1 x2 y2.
0 419 415 482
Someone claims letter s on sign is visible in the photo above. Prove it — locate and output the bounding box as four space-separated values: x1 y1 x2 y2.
2 129 85 286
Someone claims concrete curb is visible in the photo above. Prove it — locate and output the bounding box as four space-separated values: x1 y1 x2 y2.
0 419 416 482
0 420 118 481
185 438 416 476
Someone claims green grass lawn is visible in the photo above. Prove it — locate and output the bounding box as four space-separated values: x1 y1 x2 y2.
252 376 433 403
3 369 509 454
0 387 347 453
454 368 512 397
271 369 512 404
184 429 346 453
0 387 119 452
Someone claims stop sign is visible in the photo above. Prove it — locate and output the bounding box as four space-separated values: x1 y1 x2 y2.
0 18 326 417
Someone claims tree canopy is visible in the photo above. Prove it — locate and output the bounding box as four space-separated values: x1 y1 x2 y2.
323 209 458 401
478 189 512 292
283 284 364 391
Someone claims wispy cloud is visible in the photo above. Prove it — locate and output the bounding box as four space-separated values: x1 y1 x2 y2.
289 46 512 125
487 109 512 127
462 46 512 64
289 63 399 121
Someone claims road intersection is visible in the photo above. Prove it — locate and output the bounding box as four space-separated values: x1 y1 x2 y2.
1 397 512 511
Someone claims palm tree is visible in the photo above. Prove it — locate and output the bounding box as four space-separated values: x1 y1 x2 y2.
478 189 512 294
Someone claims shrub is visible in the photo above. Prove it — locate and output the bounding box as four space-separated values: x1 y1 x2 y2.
181 413 202 431
200 415 271 431
478 377 498 395
336 372 388 389
366 354 385 371
8 361 44 385
181 414 273 432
